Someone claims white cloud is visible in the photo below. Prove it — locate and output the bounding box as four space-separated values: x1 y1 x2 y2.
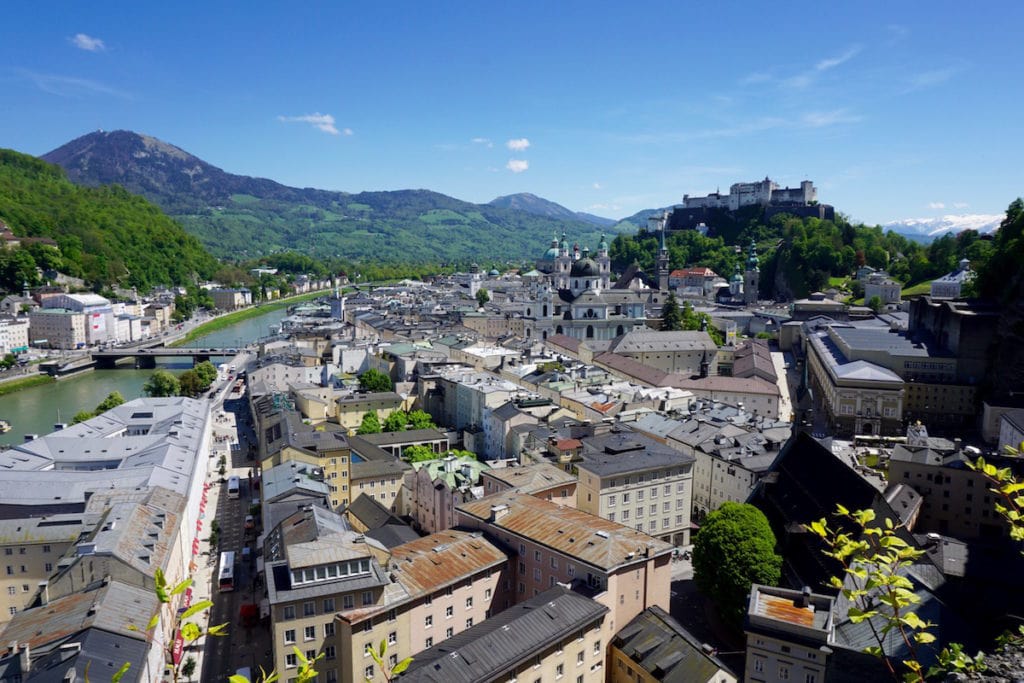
800 109 863 127
928 202 946 209
506 138 530 152
70 33 105 52
815 45 862 72
506 159 529 173
592 182 603 190
905 66 962 92
587 203 621 212
277 113 341 135
16 68 128 98
471 137 493 148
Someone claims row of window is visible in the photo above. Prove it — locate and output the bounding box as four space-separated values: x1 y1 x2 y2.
3 546 51 555
281 593 371 620
283 621 336 644
290 559 371 586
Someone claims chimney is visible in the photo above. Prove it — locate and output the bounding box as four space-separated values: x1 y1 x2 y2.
18 642 30 673
796 585 812 608
443 455 458 473
489 504 510 522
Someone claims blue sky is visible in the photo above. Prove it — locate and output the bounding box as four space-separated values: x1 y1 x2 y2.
2 2 1021 227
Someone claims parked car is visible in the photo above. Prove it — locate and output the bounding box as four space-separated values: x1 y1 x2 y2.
244 514 255 530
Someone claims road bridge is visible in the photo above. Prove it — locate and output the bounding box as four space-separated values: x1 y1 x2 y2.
91 346 242 369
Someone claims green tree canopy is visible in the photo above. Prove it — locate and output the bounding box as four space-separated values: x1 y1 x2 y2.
95 391 125 413
661 293 683 331
358 369 393 393
143 370 180 398
194 361 218 387
867 295 884 313
407 410 436 430
177 370 205 398
357 411 381 434
403 444 437 462
383 411 409 432
693 501 782 626
476 288 490 307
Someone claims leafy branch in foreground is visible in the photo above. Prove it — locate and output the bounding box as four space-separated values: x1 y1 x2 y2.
806 506 935 682
366 639 413 682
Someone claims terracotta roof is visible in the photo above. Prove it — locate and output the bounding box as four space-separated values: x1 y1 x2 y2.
593 352 677 387
545 334 581 353
480 462 576 493
388 529 507 597
554 438 582 450
457 492 673 571
670 375 780 396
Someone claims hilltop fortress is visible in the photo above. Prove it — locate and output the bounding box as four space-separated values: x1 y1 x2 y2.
656 176 835 232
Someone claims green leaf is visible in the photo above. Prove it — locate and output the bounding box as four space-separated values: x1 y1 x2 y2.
171 578 193 596
229 676 250 683
111 662 132 683
147 611 160 631
181 622 202 641
379 639 387 658
914 631 937 644
391 657 414 676
809 520 827 537
207 622 230 637
154 567 167 589
181 599 213 621
294 646 308 665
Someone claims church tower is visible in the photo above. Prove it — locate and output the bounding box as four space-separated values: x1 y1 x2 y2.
596 233 611 290
656 215 670 291
743 238 759 305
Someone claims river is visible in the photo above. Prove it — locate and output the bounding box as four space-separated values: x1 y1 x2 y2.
0 307 287 447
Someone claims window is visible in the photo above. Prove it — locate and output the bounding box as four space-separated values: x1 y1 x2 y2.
325 645 336 660
2 549 9 556
425 615 433 627
324 622 335 637
779 664 790 680
425 636 433 648
519 543 526 555
304 601 315 616
485 588 492 599
7 607 15 616
556 663 564 678
446 586 453 597
636 507 643 518
323 598 334 612
388 631 397 645
466 618 473 628
621 510 629 520
664 484 671 495
5 587 13 595
608 494 616 507
18 548 24 555
446 627 454 638
608 512 616 522
663 501 670 512
622 492 630 503
42 545 50 553
304 626 315 641
389 654 398 668
650 486 657 498
637 490 644 501
343 595 354 609
363 620 373 633
593 640 601 654
364 665 374 680
285 653 297 668
577 651 585 665
534 550 541 562
649 504 657 515
387 608 396 622
533 567 541 580
362 591 374 606
805 674 817 683
283 605 296 620
446 605 453 618
44 563 52 572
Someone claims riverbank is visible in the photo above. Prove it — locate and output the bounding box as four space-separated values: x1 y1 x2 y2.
0 373 55 396
171 290 331 346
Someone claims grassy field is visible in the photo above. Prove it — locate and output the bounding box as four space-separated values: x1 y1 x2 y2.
901 280 934 297
0 374 55 396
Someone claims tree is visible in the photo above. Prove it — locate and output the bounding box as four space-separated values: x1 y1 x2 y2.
358 369 393 392
693 501 782 626
143 370 180 397
661 293 683 331
403 445 436 462
178 370 205 398
407 410 436 430
867 295 884 314
476 288 490 307
72 410 95 424
383 411 409 432
95 391 126 413
194 361 218 387
180 656 197 681
357 411 381 434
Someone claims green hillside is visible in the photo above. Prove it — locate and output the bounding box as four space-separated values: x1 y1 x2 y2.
0 149 218 292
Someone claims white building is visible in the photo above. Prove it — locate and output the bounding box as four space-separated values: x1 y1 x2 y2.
683 178 817 211
0 317 30 354
930 259 975 299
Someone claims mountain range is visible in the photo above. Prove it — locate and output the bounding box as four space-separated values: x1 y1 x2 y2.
41 131 623 263
882 214 1003 240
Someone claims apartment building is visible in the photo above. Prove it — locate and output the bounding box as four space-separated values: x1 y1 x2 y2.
258 410 352 510
744 585 834 683
0 513 98 627
28 308 86 349
265 505 509 683
479 461 578 507
456 492 674 640
406 455 489 534
397 586 608 683
574 429 695 546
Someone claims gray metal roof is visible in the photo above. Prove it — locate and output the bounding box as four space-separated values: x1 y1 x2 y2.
577 429 694 477
397 586 608 683
613 605 736 682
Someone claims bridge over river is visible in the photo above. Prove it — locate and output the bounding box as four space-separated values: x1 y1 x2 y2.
90 345 244 369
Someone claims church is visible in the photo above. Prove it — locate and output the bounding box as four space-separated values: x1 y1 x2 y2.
520 233 656 345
